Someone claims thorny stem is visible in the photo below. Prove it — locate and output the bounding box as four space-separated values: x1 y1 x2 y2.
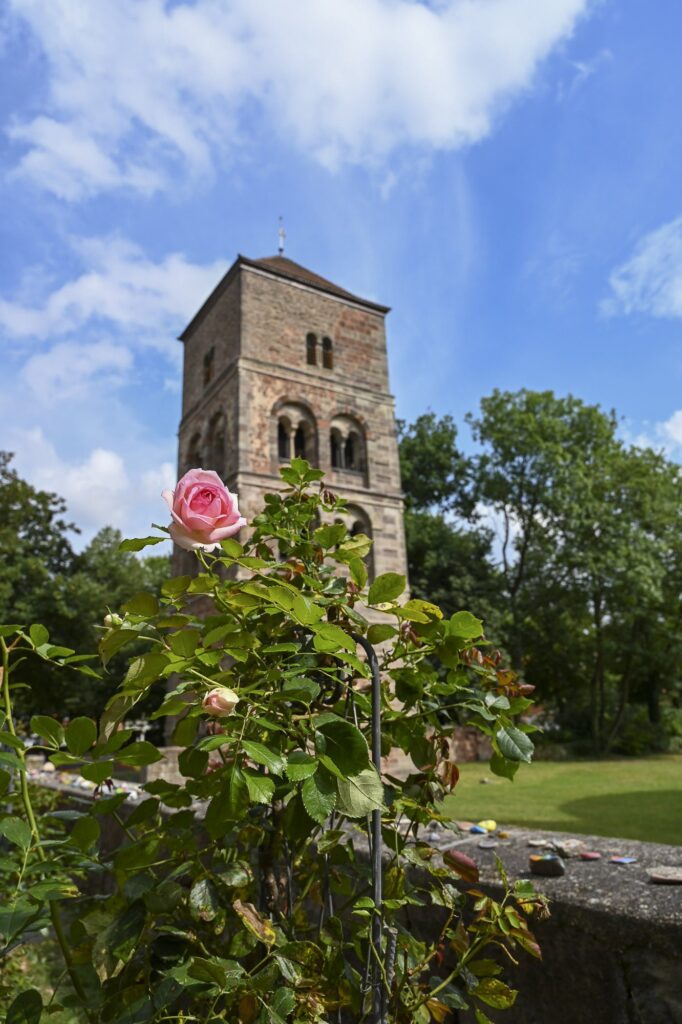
1 637 96 1020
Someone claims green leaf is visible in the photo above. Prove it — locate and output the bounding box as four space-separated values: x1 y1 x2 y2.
367 572 406 605
80 760 114 784
29 881 79 902
285 752 318 782
475 980 518 1010
221 537 244 557
0 625 23 638
0 817 32 851
490 752 519 781
314 717 369 777
70 815 101 852
123 591 159 616
168 628 200 658
0 768 11 797
242 740 286 776
280 677 320 703
244 769 276 805
449 611 484 640
367 624 397 645
65 717 97 756
7 989 43 1024
117 741 163 767
29 624 49 647
398 599 443 623
189 878 220 922
336 767 384 818
312 622 356 652
99 628 140 667
161 575 192 597
271 988 296 1019
119 535 167 552
302 769 337 824
474 1009 495 1024
349 557 368 589
123 651 169 691
496 726 534 764
313 523 347 548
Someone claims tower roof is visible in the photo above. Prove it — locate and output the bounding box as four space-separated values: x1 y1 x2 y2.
179 253 389 340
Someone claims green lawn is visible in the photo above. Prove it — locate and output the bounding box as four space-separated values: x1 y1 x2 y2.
442 755 682 846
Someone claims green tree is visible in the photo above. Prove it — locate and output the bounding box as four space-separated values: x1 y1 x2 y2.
398 415 500 627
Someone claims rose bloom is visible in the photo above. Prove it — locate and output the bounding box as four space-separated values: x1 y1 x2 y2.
202 686 240 717
162 468 246 551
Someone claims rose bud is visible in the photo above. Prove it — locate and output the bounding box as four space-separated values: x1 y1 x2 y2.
103 613 123 628
162 469 247 552
202 686 240 718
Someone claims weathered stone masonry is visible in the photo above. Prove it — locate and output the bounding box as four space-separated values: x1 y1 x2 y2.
176 253 407 580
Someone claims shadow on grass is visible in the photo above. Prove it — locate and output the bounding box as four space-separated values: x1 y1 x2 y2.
557 790 682 846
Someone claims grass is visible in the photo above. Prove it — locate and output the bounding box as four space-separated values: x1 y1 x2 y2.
442 754 682 846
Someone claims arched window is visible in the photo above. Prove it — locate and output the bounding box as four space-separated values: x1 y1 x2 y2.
322 336 333 370
203 347 215 387
208 413 225 474
329 415 368 484
306 333 317 366
345 432 362 472
278 419 291 461
273 402 318 468
187 432 202 471
330 428 343 469
294 424 307 460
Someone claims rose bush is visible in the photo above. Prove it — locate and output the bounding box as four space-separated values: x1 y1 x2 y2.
0 459 547 1024
162 467 246 550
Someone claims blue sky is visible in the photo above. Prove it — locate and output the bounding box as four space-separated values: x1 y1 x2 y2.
2 0 682 546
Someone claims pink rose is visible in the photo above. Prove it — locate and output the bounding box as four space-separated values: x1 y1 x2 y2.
202 686 240 717
162 468 247 551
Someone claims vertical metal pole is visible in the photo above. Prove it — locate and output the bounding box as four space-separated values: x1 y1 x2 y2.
353 634 384 1024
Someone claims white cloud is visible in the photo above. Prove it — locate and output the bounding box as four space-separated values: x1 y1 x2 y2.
557 47 612 100
9 428 177 546
0 234 226 345
22 339 133 401
604 215 682 319
7 0 590 197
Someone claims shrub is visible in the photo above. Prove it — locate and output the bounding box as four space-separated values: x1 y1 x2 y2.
0 461 546 1023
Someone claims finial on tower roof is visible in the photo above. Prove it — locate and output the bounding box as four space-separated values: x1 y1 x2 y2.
278 216 286 255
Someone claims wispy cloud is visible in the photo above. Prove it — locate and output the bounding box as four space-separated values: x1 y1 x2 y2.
6 0 591 198
0 235 226 348
557 47 612 100
21 339 133 402
603 214 682 318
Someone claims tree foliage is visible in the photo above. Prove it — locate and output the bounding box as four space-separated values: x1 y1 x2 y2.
401 392 682 754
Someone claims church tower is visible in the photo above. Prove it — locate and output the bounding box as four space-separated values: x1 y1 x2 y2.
176 253 407 581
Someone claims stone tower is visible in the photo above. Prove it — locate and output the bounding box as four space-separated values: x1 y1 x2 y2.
176 254 407 581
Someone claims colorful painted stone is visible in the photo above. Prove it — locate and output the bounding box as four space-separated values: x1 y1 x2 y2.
579 851 602 861
478 819 497 832
610 856 637 864
469 825 487 834
529 853 566 877
647 866 682 885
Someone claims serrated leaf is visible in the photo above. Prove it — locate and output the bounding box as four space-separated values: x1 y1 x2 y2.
80 760 114 784
367 573 406 605
496 726 534 764
285 752 318 781
302 770 336 824
449 611 484 640
475 980 518 1010
336 767 384 818
242 740 286 776
314 717 369 777
117 741 163 767
65 717 97 756
29 624 49 647
0 817 32 851
70 815 101 852
189 878 220 922
119 535 167 552
244 770 276 805
367 624 397 645
124 652 169 691
490 752 519 780
29 715 64 748
123 591 159 616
